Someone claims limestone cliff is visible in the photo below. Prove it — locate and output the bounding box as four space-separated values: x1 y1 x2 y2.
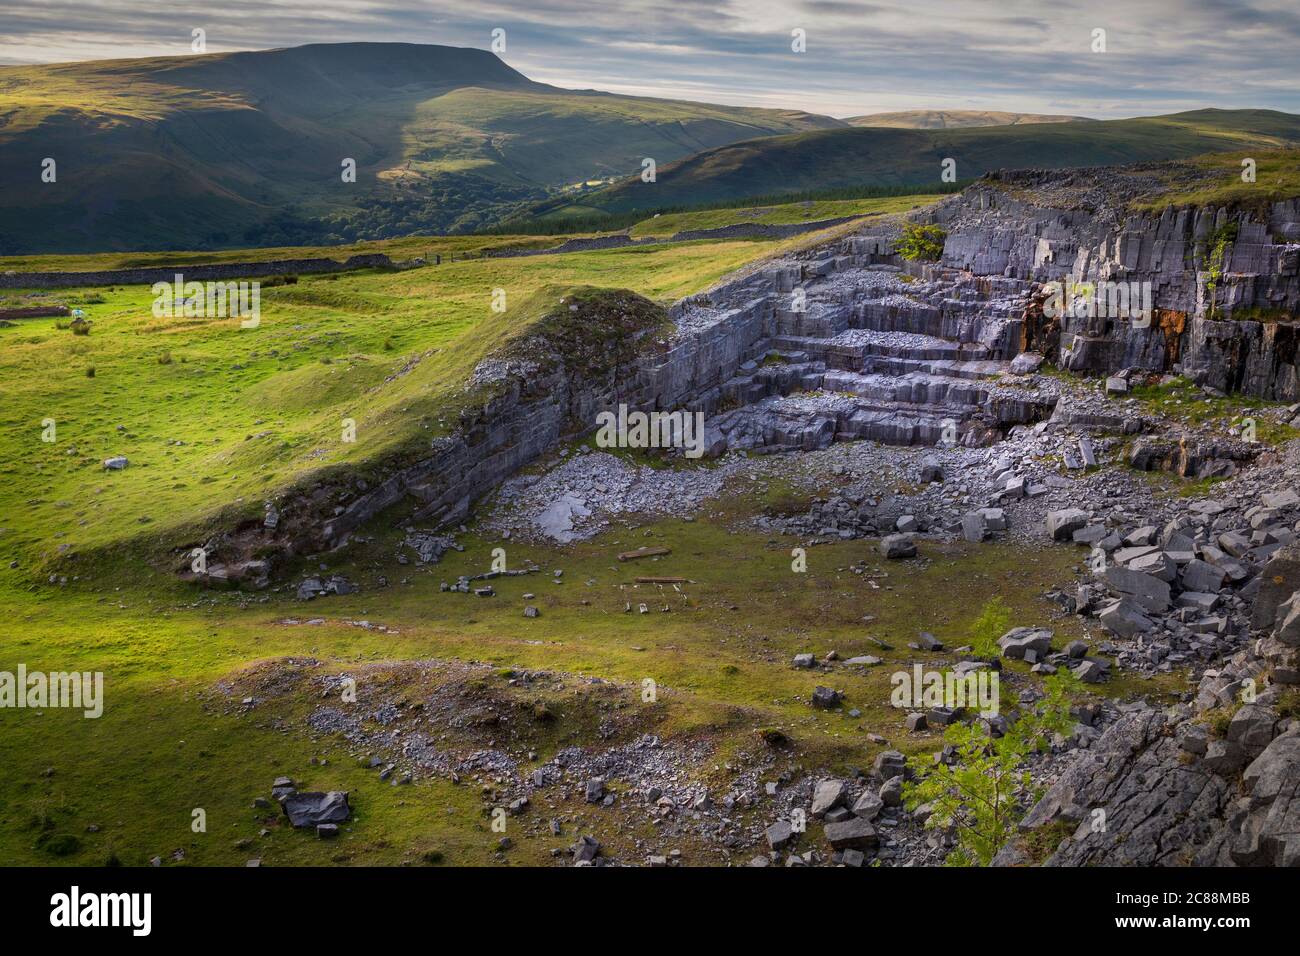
928 163 1300 398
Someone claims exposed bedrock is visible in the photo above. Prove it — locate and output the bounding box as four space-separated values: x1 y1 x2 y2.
997 538 1300 867
206 226 1057 571
929 168 1300 398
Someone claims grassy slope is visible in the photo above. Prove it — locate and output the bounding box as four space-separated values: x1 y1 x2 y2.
626 194 941 237
0 235 812 575
0 43 842 255
846 110 1085 128
0 235 557 274
562 109 1300 215
1134 148 1300 210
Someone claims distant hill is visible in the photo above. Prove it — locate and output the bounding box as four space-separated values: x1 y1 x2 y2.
545 109 1300 217
0 43 844 254
847 110 1087 128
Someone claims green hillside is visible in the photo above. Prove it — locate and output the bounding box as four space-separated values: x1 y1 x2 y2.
0 223 868 574
846 110 1086 128
0 43 843 255
551 109 1300 216
626 194 941 237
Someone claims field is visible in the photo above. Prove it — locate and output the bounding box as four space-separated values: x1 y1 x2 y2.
2 475 1153 866
2 230 863 574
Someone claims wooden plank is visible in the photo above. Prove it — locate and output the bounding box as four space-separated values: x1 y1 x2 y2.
634 576 690 584
617 546 671 562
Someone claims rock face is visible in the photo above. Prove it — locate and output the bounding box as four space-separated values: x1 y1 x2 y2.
929 166 1300 398
197 160 1300 606
998 538 1300 867
200 226 1061 582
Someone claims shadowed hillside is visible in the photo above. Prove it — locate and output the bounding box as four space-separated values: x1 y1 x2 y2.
0 42 843 254
548 108 1300 216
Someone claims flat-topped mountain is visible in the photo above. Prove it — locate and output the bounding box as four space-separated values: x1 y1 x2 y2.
0 42 842 254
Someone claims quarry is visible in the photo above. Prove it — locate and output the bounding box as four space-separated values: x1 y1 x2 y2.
4 156 1300 871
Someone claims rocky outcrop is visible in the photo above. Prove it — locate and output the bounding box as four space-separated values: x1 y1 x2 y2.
998 534 1300 867
190 162 1299 583
929 164 1300 398
196 226 1065 577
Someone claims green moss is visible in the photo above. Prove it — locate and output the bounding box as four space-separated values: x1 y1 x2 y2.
1127 375 1298 448
1020 819 1076 864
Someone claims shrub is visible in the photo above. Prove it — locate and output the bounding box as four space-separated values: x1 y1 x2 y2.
968 596 1012 657
903 671 1077 866
1205 222 1240 319
42 833 82 857
85 365 96 377
157 351 173 365
70 317 91 335
897 223 947 262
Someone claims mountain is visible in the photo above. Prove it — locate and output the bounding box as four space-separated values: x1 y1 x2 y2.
846 110 1087 128
545 109 1300 217
0 43 844 254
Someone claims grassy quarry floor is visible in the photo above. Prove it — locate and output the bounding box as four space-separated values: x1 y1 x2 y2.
0 479 1183 866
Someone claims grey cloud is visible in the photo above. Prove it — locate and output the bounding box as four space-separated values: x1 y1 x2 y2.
0 0 1296 117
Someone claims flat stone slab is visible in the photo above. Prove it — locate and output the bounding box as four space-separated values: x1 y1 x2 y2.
281 791 351 829
823 816 878 850
1101 565 1171 612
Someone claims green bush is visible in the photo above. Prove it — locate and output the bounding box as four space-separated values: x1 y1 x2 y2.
968 596 1012 657
897 223 947 262
903 671 1077 866
1204 222 1239 318
42 833 82 857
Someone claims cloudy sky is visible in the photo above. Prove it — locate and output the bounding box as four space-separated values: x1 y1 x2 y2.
2 0 1297 118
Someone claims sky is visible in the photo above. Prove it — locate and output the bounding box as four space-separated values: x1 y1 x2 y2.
1 0 1298 119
